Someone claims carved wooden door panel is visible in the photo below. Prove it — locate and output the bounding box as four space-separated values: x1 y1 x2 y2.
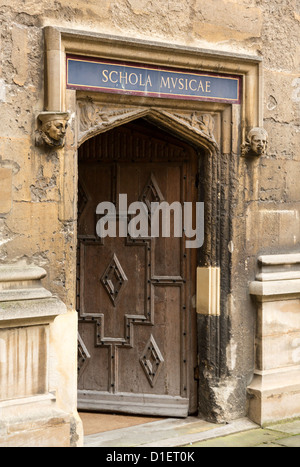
77 119 198 417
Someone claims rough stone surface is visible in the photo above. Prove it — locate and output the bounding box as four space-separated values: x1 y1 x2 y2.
0 168 12 215
0 0 299 446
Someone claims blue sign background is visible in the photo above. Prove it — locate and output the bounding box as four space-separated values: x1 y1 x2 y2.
67 56 241 104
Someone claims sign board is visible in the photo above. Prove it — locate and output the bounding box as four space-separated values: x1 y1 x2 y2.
67 55 241 104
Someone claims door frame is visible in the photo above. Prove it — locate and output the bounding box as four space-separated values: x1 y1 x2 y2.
76 121 200 416
41 26 263 419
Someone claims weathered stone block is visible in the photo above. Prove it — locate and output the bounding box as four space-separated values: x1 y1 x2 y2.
256 331 300 371
11 25 29 87
285 161 300 202
0 168 12 216
0 79 6 103
0 325 48 401
264 70 300 124
264 120 298 158
246 206 300 254
248 369 300 426
193 0 262 42
259 160 286 202
0 137 31 201
0 410 71 447
4 201 61 259
257 300 300 336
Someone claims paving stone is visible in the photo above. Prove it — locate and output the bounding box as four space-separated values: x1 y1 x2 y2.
256 443 285 447
84 417 219 447
84 417 257 448
190 429 286 448
83 415 300 448
276 435 300 447
266 419 300 436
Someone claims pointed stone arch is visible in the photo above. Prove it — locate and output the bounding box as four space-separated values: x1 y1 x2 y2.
76 97 224 267
76 98 222 271
74 93 238 425
77 98 219 155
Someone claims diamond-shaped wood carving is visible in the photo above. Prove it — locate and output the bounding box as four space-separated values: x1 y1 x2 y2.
140 173 165 216
140 335 164 388
101 254 128 306
78 333 91 378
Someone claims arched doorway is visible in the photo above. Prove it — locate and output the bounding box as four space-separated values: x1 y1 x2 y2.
77 118 201 417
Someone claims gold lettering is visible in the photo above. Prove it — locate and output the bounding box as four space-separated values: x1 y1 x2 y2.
104 68 213 95
102 70 109 83
161 76 171 89
178 78 184 90
189 79 197 92
109 71 118 84
119 72 128 84
198 81 205 93
145 75 152 87
129 73 138 85
171 77 178 89
139 74 145 87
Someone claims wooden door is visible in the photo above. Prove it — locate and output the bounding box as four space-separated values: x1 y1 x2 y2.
77 119 198 417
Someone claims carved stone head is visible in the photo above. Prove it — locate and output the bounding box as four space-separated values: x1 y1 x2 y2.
242 127 268 158
37 112 70 149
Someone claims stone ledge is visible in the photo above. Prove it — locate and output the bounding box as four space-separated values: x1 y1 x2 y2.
56 26 263 64
0 265 52 303
250 253 300 300
0 264 66 322
258 253 300 267
250 279 300 298
0 297 66 323
247 370 300 426
0 406 71 447
0 265 47 283
248 368 300 396
0 287 53 303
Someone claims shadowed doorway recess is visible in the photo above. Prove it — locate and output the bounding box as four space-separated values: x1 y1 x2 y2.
77 118 199 417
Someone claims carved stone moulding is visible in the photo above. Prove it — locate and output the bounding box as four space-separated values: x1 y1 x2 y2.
241 127 268 158
77 99 218 152
36 111 70 149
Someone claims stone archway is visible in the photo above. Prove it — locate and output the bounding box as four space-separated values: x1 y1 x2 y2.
75 99 222 266
76 99 219 153
75 98 223 272
76 115 206 416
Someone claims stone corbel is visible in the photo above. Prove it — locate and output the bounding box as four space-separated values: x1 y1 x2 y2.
241 127 268 158
35 111 70 149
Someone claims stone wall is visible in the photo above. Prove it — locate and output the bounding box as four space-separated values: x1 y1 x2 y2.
0 0 299 434
0 0 298 303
